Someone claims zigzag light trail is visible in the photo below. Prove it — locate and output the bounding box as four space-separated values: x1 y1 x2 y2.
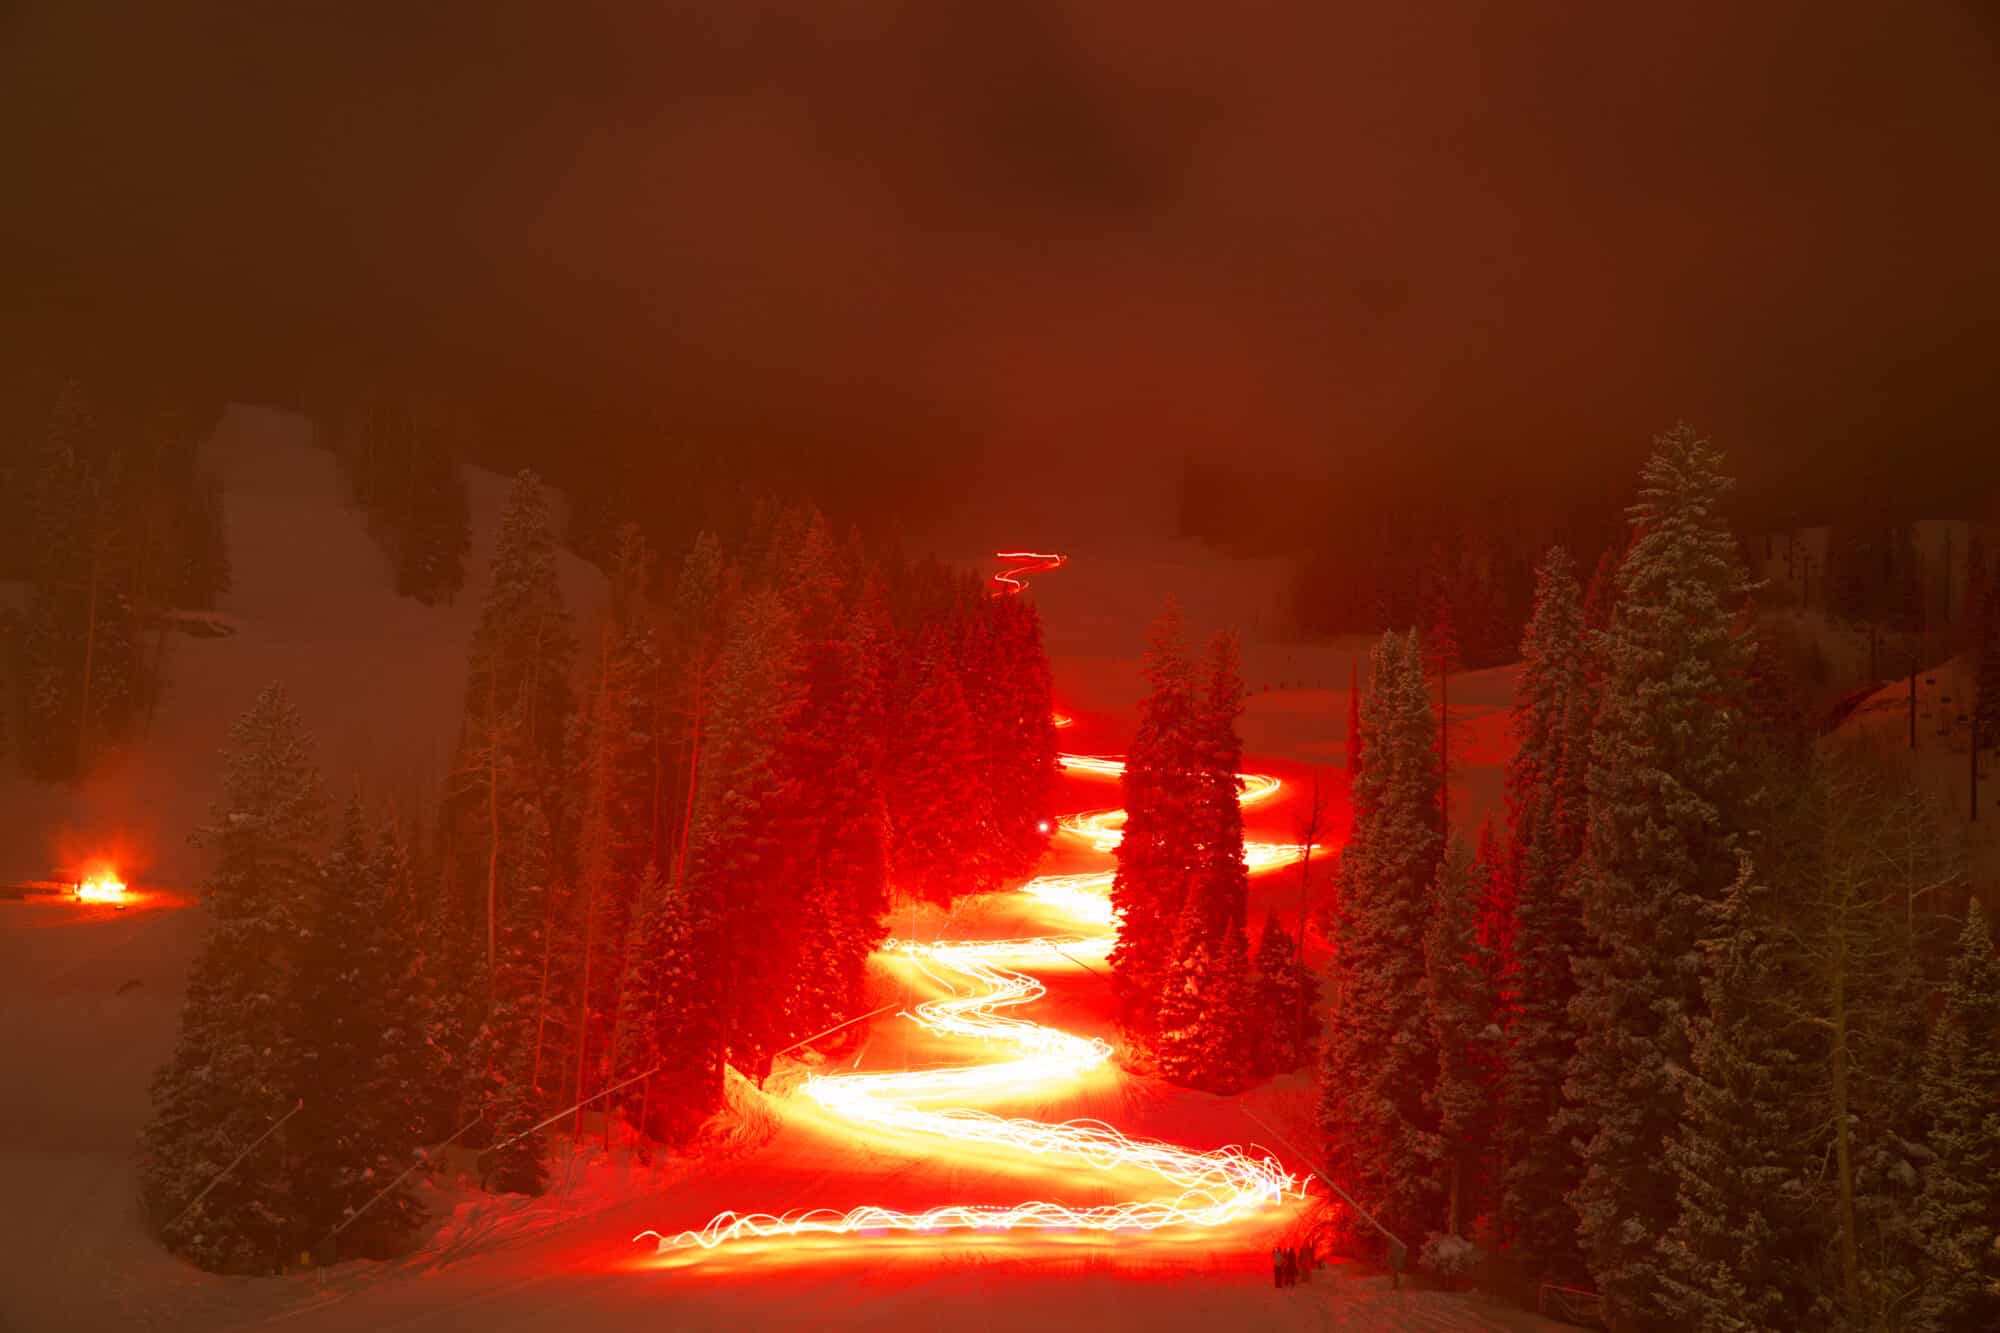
635 552 1309 1259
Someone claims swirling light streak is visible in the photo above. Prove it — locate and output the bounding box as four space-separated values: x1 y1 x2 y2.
989 551 1067 597
636 552 1310 1261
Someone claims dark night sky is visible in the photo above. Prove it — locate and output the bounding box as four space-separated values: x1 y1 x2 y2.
5 2 1998 534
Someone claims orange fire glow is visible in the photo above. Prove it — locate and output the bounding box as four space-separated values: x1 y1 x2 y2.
75 870 129 904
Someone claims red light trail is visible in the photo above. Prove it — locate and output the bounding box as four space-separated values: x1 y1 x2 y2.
988 551 1066 597
636 552 1312 1261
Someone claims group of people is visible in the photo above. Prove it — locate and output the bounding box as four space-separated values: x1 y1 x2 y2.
1270 1240 1316 1288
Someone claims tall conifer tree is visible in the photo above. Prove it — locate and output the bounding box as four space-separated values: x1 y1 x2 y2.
1426 837 1500 1241
143 686 328 1272
1499 545 1593 1269
1910 904 2000 1333
1565 427 1754 1324
1318 629 1443 1244
1658 860 1824 1333
1110 603 1201 1036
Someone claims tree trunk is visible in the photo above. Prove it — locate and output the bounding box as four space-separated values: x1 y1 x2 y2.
674 667 703 893
531 873 559 1094
486 672 500 986
573 630 609 1137
1830 893 1862 1312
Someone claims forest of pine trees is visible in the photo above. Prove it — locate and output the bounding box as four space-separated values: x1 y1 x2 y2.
315 390 471 605
1 370 231 778
1308 427 2000 1333
1111 608 1319 1092
106 405 2000 1313
138 476 1061 1272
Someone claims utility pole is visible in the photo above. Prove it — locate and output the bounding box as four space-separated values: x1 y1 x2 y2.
1910 655 1918 751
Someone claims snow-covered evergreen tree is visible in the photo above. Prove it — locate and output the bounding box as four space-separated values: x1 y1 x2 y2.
683 588 805 1079
1564 427 1754 1325
467 794 557 1196
1188 632 1249 942
1251 913 1318 1076
1147 630 1253 1088
615 861 718 1142
289 801 426 1258
1658 859 1826 1333
392 429 470 605
447 469 574 984
889 631 983 902
568 524 663 1117
142 685 328 1272
1345 658 1363 778
768 510 889 1042
1498 545 1593 1270
1155 896 1252 1092
1110 602 1202 1036
1318 629 1443 1246
1425 838 1500 1241
1909 904 2000 1333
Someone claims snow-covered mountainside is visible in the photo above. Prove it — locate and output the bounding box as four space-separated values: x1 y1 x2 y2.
1 404 1541 1331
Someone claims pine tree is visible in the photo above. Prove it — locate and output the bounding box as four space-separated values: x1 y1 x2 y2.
289 801 425 1259
767 511 889 1041
683 589 805 1080
393 430 470 605
20 402 142 777
1147 630 1252 1088
1252 912 1318 1076
1110 603 1202 1036
1909 904 2000 1333
1499 546 1593 1271
1188 632 1249 943
361 817 432 1231
1155 897 1252 1092
1582 545 1619 633
1473 821 1514 1013
447 470 573 989
446 475 578 1179
1345 658 1363 778
1318 629 1443 1246
467 794 557 1196
1773 757 1957 1327
981 594 1060 882
615 862 719 1142
1658 859 1826 1333
1426 838 1500 1241
889 631 982 902
1565 428 1755 1326
1426 590 1463 836
568 525 663 1121
143 686 328 1272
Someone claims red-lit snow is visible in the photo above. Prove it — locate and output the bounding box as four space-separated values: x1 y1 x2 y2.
0 405 1546 1331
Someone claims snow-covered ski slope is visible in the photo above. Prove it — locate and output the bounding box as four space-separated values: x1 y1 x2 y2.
1 405 1543 1331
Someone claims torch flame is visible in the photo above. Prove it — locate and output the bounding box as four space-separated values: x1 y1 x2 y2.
76 871 128 904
